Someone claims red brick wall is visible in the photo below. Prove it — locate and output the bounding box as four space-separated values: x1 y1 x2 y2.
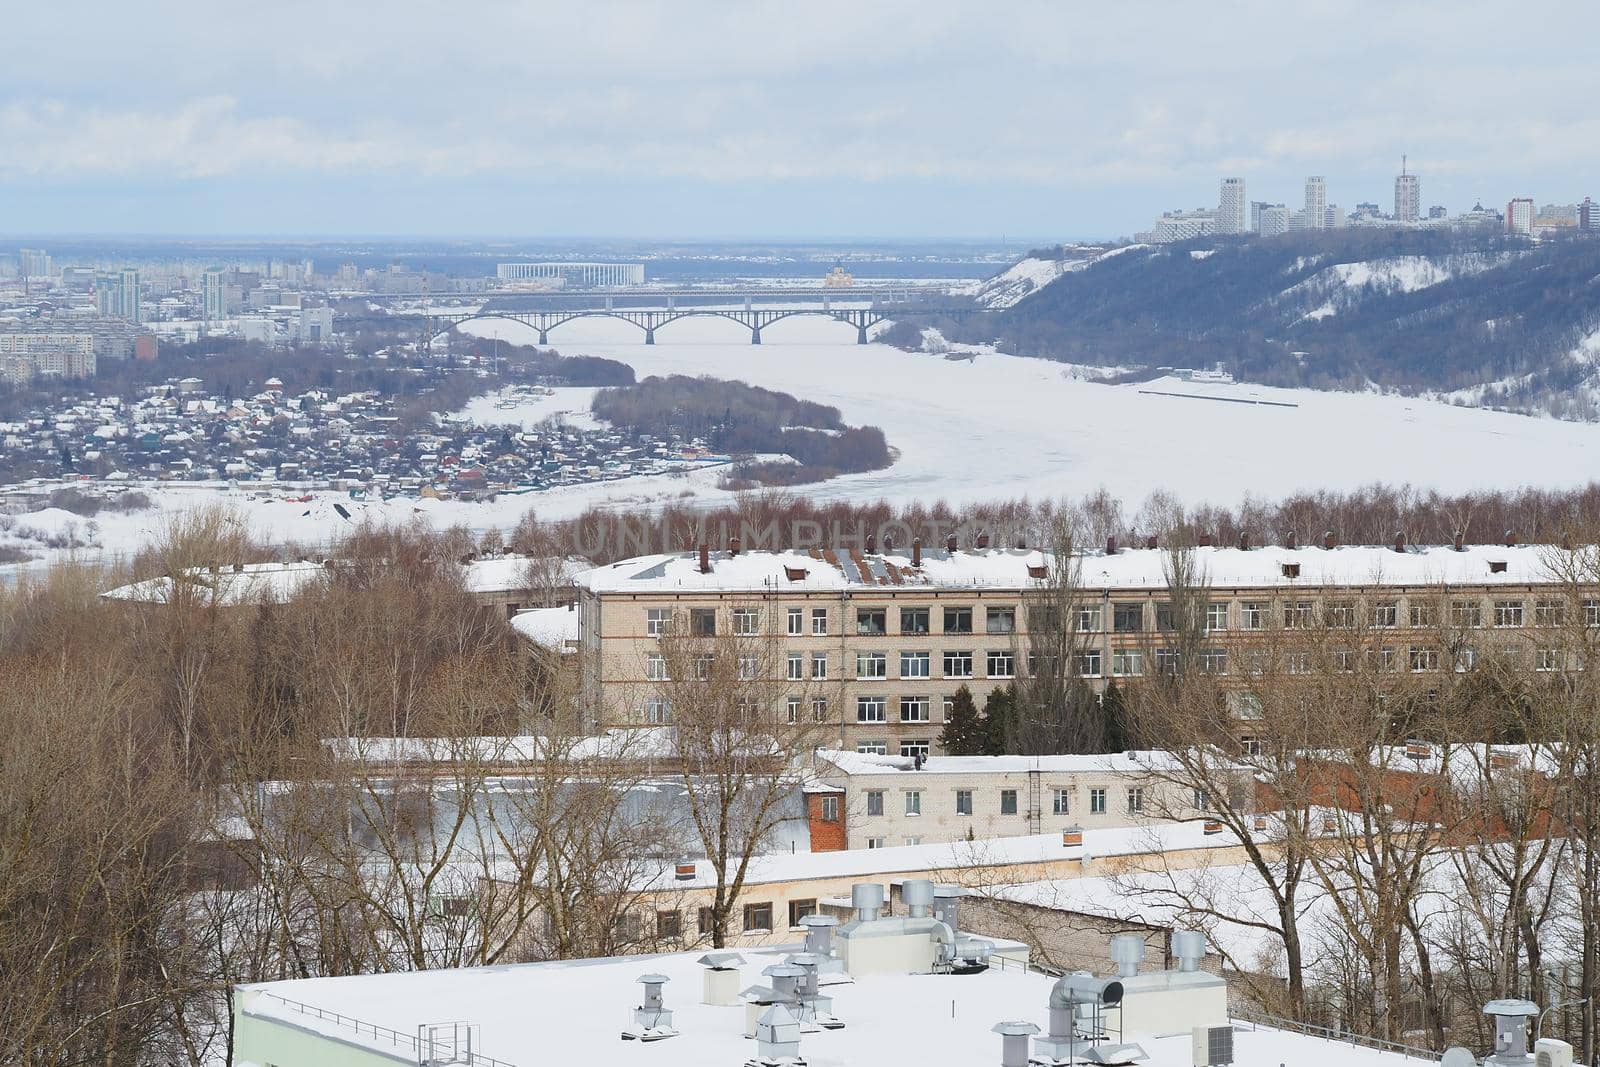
807 792 847 852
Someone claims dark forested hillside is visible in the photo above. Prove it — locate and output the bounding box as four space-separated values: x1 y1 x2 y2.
978 230 1600 419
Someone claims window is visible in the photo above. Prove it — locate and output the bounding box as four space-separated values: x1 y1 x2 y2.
811 608 828 635
902 836 922 847
786 607 803 636
1586 599 1600 627
1075 649 1102 677
1284 601 1314 629
657 910 681 940
1375 646 1398 671
900 696 930 722
1240 601 1266 630
1494 600 1524 628
733 608 760 635
811 652 828 679
905 790 922 816
1409 646 1439 672
944 650 974 677
1241 735 1262 756
900 740 931 761
857 651 887 679
788 899 817 928
690 608 716 636
646 608 671 637
1155 602 1178 632
1200 647 1228 675
857 608 887 635
698 907 715 935
1029 605 1062 632
901 651 931 678
1113 603 1144 633
743 902 773 932
1333 648 1356 672
857 696 887 722
1327 601 1356 628
955 789 974 816
1452 600 1483 628
737 654 758 680
986 607 1017 634
900 607 930 634
1205 601 1229 631
1052 788 1070 815
810 696 829 722
1371 601 1398 628
1154 648 1182 674
692 653 713 681
1454 646 1479 672
1112 648 1143 676
786 696 800 724
1410 602 1438 628
1536 600 1567 627
787 653 803 680
943 607 973 634
1285 651 1310 674
1089 788 1107 814
1192 788 1210 811
867 837 886 849
1076 605 1104 632
987 650 1016 678
1537 648 1564 672
1126 787 1145 814
857 741 887 755
644 699 671 725
1000 789 1018 815
866 789 885 817
820 796 840 821
645 653 668 681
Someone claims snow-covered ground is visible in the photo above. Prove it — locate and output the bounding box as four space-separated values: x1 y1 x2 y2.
9 313 1600 572
955 244 1123 308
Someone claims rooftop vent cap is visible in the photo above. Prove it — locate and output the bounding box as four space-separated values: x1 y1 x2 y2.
1172 930 1207 973
696 952 746 970
850 882 884 922
1106 536 1118 555
1505 530 1519 547
1109 933 1146 977
1324 530 1336 550
993 1021 1041 1067
1489 560 1508 574
1394 531 1407 553
901 878 935 918
946 534 958 553
911 537 923 568
1281 562 1300 579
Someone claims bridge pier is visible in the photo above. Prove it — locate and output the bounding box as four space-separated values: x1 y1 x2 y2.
751 328 761 345
644 328 655 345
857 325 869 345
538 330 548 346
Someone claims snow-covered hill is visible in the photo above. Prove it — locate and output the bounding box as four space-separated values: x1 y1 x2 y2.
1277 251 1520 323
957 245 1131 308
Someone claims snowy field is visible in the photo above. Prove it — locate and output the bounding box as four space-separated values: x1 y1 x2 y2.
8 313 1600 573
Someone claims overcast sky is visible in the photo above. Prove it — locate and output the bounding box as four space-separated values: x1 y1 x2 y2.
3 1 1596 241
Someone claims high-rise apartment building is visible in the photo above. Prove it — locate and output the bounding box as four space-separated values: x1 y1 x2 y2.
1394 159 1421 223
1506 198 1536 235
1304 177 1327 230
202 268 227 321
1582 197 1599 232
1258 204 1291 236
1217 178 1247 234
95 270 142 322
18 248 53 278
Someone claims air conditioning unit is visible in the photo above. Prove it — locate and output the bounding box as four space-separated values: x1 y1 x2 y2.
1536 1037 1575 1067
1192 1024 1234 1066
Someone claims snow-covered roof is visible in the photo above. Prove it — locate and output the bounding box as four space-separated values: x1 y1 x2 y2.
583 543 1580 595
510 604 581 650
320 728 675 765
816 748 1188 777
236 944 1432 1067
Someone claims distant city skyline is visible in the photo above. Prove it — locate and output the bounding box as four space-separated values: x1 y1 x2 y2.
2 2 1598 239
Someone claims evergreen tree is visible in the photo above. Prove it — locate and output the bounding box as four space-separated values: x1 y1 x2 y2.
938 685 983 755
1100 679 1130 754
981 684 1019 755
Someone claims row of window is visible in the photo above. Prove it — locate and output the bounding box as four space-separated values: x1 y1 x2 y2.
843 785 1143 818
644 598 1600 639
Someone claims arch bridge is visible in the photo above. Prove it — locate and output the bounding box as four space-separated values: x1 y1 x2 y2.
414 302 984 348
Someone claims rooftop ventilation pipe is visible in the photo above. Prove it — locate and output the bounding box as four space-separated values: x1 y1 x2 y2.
902 879 935 918
992 1022 1041 1067
851 883 884 922
1106 536 1118 555
1110 933 1145 978
1035 973 1124 1063
1505 530 1518 547
729 537 740 557
761 963 806 1005
976 532 990 549
697 952 746 1007
1145 534 1158 549
1284 531 1297 550
1454 532 1465 552
620 973 678 1041
1238 532 1250 551
1324 530 1336 549
931 885 967 936
698 543 710 573
1394 531 1407 553
755 1003 802 1063
865 533 876 553
946 534 958 553
799 914 838 957
1483 999 1539 1065
911 538 922 567
883 535 894 552
1172 930 1206 972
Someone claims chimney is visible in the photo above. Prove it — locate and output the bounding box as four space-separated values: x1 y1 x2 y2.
232 562 244 573
946 534 958 553
1015 535 1027 550
883 534 894 552
1453 532 1465 552
1145 534 1158 550
976 532 990 549
729 536 740 557
1106 536 1117 555
1197 532 1213 547
865 533 877 554
1239 532 1250 551
1284 531 1297 550
1394 531 1406 554
1505 530 1517 547
1323 530 1336 550
912 537 922 568
698 543 710 573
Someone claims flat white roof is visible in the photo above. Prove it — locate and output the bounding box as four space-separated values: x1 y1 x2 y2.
817 748 1188 777
237 944 1433 1067
583 543 1580 595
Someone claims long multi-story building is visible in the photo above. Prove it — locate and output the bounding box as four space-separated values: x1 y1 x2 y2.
1507 197 1536 235
573 541 1596 757
496 262 645 286
0 330 97 383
